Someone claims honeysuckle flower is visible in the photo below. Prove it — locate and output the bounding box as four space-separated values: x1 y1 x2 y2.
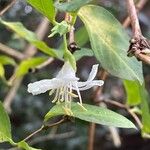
28 62 104 113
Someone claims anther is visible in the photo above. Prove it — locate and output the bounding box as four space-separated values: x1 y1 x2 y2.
68 92 78 98
62 106 73 116
60 99 64 102
77 102 87 111
49 89 55 95
52 98 57 103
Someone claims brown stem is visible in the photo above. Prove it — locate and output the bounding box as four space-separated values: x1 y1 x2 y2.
93 69 108 102
36 58 54 69
134 52 150 65
24 118 66 142
126 0 150 64
0 0 16 16
88 123 96 150
23 126 44 142
69 26 75 45
0 42 26 60
29 131 75 145
126 0 142 38
123 0 148 28
29 58 54 73
25 18 49 57
88 69 108 150
3 78 23 113
65 12 80 52
98 99 143 129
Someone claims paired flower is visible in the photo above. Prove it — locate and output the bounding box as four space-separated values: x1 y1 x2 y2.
28 62 104 113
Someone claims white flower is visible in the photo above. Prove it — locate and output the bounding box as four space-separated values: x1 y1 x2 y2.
28 62 104 110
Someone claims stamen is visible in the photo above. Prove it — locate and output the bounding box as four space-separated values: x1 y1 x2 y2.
60 87 65 102
52 88 59 103
59 86 64 95
49 89 55 95
77 102 87 111
68 83 72 109
65 86 69 108
74 83 83 105
60 99 64 102
62 106 73 116
68 92 78 98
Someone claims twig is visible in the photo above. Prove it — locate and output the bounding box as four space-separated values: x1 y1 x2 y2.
3 78 23 113
23 126 44 142
65 12 80 52
126 0 142 37
88 69 108 150
134 51 150 65
24 18 49 57
29 131 75 145
93 69 108 102
23 118 66 142
8 118 67 150
88 123 96 150
28 58 54 73
126 0 150 64
3 17 50 113
100 102 121 147
109 127 121 147
36 58 54 70
123 0 148 28
98 99 143 129
69 26 75 45
0 0 16 16
0 42 26 60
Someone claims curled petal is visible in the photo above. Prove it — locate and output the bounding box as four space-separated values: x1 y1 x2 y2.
77 80 104 91
77 64 99 87
87 64 99 81
28 79 63 95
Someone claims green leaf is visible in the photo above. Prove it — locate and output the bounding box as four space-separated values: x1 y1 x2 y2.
78 5 143 84
27 0 55 24
140 87 150 134
0 55 16 66
0 101 12 143
45 102 136 129
55 0 92 12
124 80 141 106
16 57 47 77
123 81 150 135
73 48 94 61
18 141 41 150
0 19 58 58
0 63 4 79
75 26 89 47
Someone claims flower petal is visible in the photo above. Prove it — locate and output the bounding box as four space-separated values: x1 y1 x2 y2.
77 64 99 87
78 80 104 91
28 79 63 95
87 64 99 81
56 61 79 81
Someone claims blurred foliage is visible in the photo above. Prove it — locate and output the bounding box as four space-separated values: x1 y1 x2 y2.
0 0 150 150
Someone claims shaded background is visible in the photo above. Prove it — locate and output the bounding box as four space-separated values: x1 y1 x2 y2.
0 0 150 150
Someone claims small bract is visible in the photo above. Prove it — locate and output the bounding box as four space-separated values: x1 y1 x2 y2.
28 62 104 112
